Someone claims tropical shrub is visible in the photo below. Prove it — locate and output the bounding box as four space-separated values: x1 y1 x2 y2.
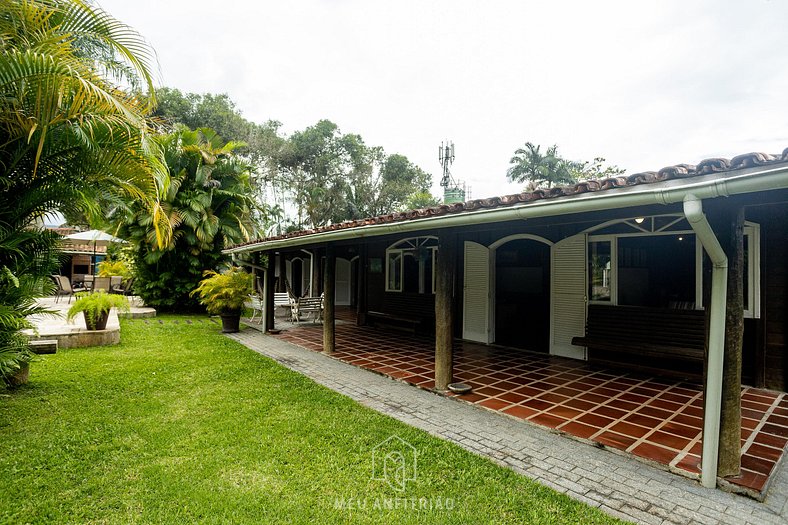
116 127 259 310
191 267 252 315
98 260 131 279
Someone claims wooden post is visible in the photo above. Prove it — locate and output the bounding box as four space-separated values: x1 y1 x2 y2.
265 252 275 332
435 233 456 390
323 245 335 354
718 205 745 477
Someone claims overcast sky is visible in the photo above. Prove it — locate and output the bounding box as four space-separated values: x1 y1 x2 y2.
101 0 788 200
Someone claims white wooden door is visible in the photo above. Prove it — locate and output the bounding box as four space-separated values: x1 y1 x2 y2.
463 241 492 343
335 258 351 305
550 234 588 360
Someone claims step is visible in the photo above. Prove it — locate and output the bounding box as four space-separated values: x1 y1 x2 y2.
29 339 58 354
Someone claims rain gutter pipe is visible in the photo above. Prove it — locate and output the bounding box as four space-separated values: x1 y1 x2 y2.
224 165 788 254
683 194 728 489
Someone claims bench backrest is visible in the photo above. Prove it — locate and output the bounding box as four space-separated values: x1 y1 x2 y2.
586 305 705 350
298 297 323 311
274 292 293 306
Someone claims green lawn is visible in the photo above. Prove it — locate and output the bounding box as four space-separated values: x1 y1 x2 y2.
0 316 625 524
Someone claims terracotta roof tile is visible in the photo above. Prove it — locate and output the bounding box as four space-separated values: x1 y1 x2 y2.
229 149 787 250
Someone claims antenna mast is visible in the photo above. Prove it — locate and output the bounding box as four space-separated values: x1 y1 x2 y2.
438 140 469 204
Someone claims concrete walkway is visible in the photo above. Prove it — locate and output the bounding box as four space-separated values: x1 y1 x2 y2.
230 330 788 525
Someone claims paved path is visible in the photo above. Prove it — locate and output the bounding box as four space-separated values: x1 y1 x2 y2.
230 331 788 525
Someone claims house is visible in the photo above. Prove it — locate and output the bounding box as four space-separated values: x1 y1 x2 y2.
225 149 788 488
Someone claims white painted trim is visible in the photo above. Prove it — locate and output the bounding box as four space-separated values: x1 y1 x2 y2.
489 233 554 250
384 236 438 293
587 235 617 305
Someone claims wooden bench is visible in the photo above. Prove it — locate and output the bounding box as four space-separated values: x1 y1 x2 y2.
571 304 706 381
295 295 323 323
274 292 298 322
244 294 264 324
367 311 422 333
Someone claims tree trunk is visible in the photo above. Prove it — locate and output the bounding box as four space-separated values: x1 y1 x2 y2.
720 206 744 477
323 245 335 354
709 204 744 477
435 233 456 390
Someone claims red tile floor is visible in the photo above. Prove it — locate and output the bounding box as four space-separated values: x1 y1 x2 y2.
272 317 788 496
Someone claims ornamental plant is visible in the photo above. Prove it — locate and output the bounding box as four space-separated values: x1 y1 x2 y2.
190 267 252 315
67 291 130 330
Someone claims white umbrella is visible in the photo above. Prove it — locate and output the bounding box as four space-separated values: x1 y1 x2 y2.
64 230 127 275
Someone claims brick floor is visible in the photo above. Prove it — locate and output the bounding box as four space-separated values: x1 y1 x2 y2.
272 321 787 497
229 329 788 525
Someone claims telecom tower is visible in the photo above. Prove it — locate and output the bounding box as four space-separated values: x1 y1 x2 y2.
438 140 469 204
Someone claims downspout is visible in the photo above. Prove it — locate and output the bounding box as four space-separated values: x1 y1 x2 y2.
683 194 728 489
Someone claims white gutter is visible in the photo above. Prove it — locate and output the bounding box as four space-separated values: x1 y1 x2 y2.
683 194 728 489
225 164 788 254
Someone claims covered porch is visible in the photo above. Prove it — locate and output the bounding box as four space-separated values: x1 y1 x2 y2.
269 319 788 498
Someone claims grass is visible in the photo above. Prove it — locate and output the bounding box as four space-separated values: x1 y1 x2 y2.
0 315 625 524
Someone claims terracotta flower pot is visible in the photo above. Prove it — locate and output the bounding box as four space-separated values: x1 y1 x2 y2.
84 310 110 331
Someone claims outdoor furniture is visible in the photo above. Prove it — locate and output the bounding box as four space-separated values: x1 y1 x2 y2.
274 292 299 322
296 294 324 323
110 277 134 295
51 275 85 303
92 276 111 292
571 304 705 381
246 294 264 324
83 274 94 290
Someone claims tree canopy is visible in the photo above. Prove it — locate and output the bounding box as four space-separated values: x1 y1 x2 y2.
507 142 625 190
115 127 259 310
0 0 165 382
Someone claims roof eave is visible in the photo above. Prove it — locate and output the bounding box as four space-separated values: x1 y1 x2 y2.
225 162 788 255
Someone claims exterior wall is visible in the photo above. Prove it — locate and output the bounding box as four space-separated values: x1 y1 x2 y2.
365 239 436 330
749 203 787 390
303 195 786 391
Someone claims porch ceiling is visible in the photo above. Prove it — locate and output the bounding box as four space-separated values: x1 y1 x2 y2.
272 320 788 497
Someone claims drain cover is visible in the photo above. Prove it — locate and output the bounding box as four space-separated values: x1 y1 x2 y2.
448 382 473 394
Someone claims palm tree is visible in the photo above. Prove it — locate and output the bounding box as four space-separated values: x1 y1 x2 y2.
115 127 259 309
506 142 578 189
0 0 164 382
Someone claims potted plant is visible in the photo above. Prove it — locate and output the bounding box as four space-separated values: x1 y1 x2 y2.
191 267 252 333
0 333 33 388
67 291 130 330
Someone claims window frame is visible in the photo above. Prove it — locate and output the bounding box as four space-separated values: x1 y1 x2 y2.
586 216 761 318
587 236 616 305
384 236 438 294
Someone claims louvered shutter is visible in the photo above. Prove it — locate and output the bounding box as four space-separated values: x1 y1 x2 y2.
550 234 587 359
463 241 492 343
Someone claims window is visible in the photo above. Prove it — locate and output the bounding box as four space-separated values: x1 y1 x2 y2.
743 223 761 318
588 240 613 302
617 234 696 308
585 215 761 317
385 237 438 294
